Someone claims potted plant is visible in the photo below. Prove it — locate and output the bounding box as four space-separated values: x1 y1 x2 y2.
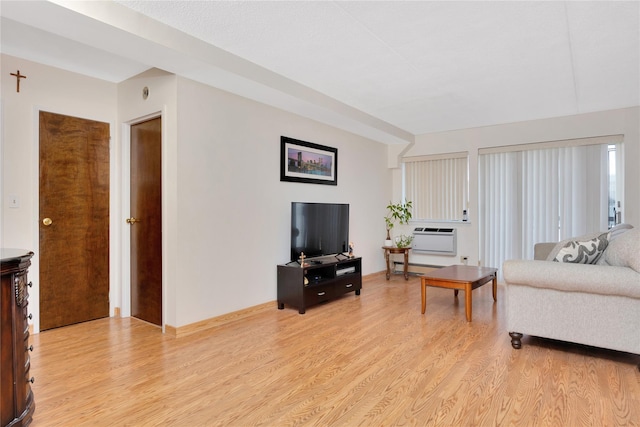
384 200 413 246
394 234 414 248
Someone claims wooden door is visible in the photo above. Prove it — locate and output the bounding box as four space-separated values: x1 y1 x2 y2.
130 117 162 326
39 111 110 331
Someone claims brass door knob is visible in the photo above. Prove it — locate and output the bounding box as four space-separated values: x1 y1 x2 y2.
42 218 52 226
126 217 140 225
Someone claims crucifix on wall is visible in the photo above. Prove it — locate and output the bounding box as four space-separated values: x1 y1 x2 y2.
10 70 27 93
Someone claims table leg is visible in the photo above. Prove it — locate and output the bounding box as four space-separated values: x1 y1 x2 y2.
385 249 390 280
403 250 409 280
421 279 426 314
465 283 472 321
492 275 497 302
454 289 459 297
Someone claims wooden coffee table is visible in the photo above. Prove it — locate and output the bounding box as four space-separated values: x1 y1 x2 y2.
420 265 498 322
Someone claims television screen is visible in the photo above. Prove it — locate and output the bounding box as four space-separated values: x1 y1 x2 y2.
291 202 349 261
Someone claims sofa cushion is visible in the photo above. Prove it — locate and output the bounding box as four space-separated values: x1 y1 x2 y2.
553 232 609 264
546 223 633 263
608 223 634 240
534 242 556 260
604 228 640 273
597 224 634 265
547 230 604 261
503 260 640 299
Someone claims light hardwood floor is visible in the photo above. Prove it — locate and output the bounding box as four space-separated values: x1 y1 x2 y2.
30 273 640 426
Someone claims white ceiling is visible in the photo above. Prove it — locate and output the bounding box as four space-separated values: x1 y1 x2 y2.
1 1 638 145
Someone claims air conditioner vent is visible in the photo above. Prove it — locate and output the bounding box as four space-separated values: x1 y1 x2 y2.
412 228 457 256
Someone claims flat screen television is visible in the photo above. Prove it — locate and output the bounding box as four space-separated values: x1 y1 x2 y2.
290 202 349 262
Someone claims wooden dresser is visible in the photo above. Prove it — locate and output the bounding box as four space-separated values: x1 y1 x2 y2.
1 249 35 427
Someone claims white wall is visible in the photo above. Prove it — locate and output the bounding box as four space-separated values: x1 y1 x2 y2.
116 68 179 328
173 77 390 327
391 107 640 268
10 51 634 331
116 73 391 329
1 54 392 331
0 54 118 333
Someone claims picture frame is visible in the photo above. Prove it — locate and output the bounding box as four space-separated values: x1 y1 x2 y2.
280 136 338 185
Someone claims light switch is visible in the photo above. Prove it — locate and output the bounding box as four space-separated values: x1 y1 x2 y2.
8 195 19 208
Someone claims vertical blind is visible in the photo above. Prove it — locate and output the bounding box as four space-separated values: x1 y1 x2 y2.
403 153 468 221
478 136 623 275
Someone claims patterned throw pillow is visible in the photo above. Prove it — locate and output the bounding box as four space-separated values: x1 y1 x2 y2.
553 232 609 264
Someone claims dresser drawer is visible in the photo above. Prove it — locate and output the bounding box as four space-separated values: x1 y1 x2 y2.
334 275 362 295
304 283 334 306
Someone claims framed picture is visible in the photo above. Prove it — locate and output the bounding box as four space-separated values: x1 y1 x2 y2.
280 136 338 185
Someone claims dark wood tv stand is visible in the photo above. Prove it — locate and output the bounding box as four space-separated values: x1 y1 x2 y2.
277 256 362 314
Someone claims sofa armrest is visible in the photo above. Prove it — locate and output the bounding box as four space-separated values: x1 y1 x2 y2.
534 243 556 260
503 260 640 299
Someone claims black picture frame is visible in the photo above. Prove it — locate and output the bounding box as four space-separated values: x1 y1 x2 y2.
280 136 338 185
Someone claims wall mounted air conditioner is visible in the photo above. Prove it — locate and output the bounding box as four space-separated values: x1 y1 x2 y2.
412 227 457 256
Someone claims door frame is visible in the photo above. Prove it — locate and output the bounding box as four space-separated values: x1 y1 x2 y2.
121 111 166 332
31 107 118 334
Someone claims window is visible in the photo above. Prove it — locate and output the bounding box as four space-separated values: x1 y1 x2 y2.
478 135 624 274
402 152 469 221
608 144 622 229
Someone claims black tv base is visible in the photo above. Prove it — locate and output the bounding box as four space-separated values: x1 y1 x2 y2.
277 257 362 314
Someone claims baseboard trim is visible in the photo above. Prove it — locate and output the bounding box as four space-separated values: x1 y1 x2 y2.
365 271 385 279
392 261 441 275
165 271 384 338
165 301 273 338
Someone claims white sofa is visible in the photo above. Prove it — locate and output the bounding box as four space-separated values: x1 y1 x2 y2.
503 225 640 362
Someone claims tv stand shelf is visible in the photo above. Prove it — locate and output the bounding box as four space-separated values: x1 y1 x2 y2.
277 257 362 314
